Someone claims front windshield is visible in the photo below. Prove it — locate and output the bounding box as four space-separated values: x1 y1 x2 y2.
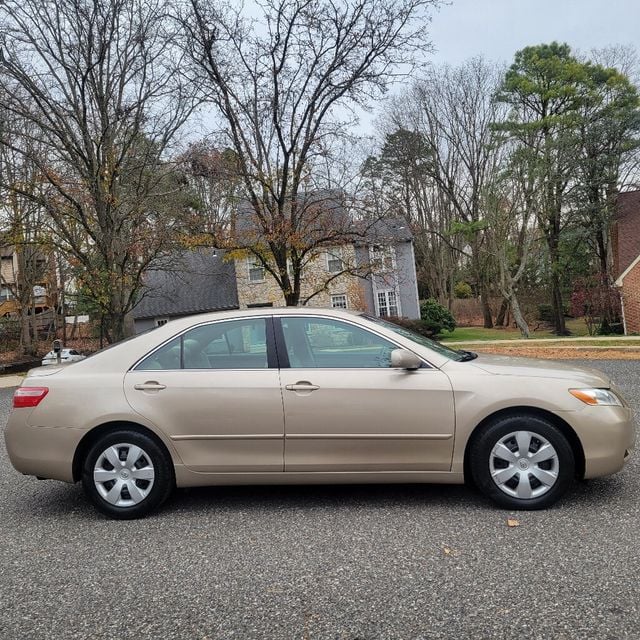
362 315 466 362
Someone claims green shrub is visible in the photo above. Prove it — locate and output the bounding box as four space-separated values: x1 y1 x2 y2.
386 316 437 339
420 298 456 335
454 281 472 299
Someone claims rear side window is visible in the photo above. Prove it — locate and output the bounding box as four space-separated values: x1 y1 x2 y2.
135 319 268 370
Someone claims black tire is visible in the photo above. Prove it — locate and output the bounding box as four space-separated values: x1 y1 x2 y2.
82 429 174 519
469 414 575 510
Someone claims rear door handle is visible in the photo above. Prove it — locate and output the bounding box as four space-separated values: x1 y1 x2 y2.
134 381 167 391
285 382 320 392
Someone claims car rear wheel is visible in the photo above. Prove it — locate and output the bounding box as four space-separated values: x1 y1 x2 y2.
470 414 575 510
82 430 174 519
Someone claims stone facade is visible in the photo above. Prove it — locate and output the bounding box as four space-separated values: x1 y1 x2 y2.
236 245 369 312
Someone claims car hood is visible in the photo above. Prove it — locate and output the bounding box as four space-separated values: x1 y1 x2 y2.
465 352 611 386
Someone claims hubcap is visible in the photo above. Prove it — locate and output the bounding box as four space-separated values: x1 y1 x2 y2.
489 431 559 499
93 443 155 507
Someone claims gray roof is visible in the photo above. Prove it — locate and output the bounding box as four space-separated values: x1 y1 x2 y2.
235 190 412 246
358 218 413 244
132 249 238 320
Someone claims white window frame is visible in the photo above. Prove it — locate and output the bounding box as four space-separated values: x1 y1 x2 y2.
326 247 344 273
370 245 396 273
247 257 265 283
331 294 348 309
154 317 169 327
375 289 400 318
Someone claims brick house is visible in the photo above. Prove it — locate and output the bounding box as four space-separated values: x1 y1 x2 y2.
613 190 640 333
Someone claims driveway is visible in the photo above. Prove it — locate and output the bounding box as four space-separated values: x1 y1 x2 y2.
1 360 639 639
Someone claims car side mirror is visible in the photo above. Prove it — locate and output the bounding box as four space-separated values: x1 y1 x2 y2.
390 348 422 370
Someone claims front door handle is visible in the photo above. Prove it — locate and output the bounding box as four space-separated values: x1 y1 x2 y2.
285 381 320 392
134 381 167 391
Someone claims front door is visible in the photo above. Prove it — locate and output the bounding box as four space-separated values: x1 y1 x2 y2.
124 316 284 472
277 315 455 472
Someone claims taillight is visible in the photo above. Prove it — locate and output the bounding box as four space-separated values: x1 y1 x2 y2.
13 387 49 408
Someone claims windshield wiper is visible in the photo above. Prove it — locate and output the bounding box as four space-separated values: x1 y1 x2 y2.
458 349 478 361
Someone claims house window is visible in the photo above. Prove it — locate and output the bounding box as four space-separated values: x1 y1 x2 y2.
326 247 344 273
376 290 399 318
331 294 347 309
0 287 14 301
247 257 265 283
155 318 169 327
370 245 395 272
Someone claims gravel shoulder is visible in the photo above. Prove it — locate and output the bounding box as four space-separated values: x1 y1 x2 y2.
1 360 639 640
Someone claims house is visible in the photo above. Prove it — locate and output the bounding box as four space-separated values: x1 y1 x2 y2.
131 210 421 333
132 249 238 333
235 210 421 319
613 190 640 333
0 244 56 318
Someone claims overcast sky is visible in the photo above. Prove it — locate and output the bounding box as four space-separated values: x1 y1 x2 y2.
429 0 639 65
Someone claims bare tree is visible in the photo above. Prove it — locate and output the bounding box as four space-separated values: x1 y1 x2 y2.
0 116 52 356
178 0 440 305
385 57 507 326
0 0 197 342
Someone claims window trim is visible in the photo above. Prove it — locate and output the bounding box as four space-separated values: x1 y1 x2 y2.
273 314 431 370
330 293 348 309
375 288 401 318
247 256 266 283
326 247 344 273
130 315 278 371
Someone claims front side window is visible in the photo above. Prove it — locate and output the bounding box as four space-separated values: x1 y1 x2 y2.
280 316 396 368
136 318 268 370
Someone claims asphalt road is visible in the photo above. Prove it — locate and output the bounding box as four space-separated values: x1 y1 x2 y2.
1 360 639 640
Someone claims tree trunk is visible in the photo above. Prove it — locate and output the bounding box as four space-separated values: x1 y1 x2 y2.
495 298 509 327
480 282 493 329
511 293 530 338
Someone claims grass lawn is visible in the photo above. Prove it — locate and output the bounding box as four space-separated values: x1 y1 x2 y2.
441 318 592 343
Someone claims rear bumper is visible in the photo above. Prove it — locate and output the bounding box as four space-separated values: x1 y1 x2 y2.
4 411 83 483
561 405 636 479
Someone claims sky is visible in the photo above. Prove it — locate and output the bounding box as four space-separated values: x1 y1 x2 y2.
428 0 639 65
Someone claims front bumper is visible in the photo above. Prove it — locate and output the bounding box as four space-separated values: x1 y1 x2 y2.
561 405 636 479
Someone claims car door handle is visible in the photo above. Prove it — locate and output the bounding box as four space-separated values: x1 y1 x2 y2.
134 381 167 391
285 382 320 392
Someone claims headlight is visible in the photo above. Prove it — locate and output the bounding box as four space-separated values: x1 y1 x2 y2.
569 388 622 406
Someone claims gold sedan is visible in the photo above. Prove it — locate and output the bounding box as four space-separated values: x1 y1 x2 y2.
4 308 635 519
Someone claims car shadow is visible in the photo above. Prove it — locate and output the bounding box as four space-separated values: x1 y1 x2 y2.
9 473 634 521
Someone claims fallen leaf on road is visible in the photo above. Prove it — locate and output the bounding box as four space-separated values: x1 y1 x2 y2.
507 518 520 527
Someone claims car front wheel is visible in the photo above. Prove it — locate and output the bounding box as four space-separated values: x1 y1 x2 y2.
82 430 174 519
470 414 575 510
